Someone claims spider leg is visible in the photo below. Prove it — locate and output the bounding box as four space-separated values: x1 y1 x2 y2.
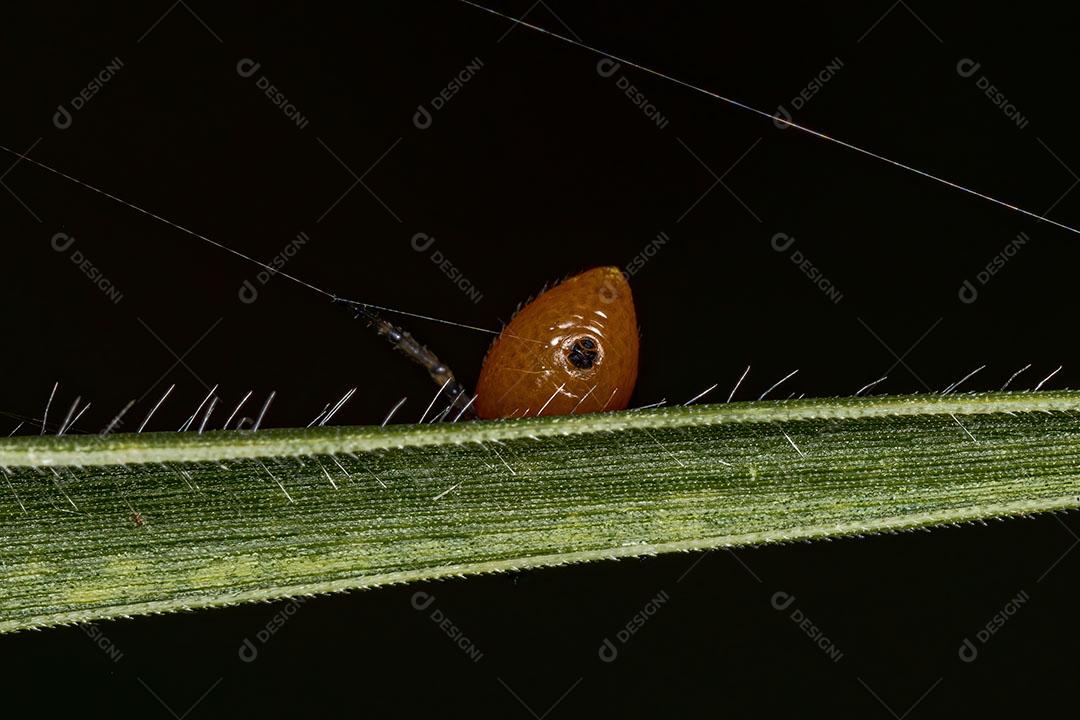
333 298 477 420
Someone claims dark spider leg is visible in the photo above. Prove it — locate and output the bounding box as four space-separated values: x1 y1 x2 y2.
333 298 478 420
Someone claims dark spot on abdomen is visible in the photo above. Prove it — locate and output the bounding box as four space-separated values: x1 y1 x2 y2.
567 337 599 369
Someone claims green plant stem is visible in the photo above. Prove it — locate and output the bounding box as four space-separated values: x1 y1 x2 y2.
2 391 1080 633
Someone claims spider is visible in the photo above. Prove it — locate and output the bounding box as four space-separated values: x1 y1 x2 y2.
336 266 639 420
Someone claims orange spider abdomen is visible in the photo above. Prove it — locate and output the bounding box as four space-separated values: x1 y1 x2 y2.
474 266 639 419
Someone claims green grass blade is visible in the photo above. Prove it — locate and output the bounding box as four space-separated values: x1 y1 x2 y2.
3 391 1080 633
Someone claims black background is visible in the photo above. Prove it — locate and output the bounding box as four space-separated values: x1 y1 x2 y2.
3 1 1079 716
